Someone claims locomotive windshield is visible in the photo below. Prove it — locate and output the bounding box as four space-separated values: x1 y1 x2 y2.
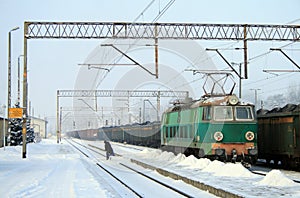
235 106 253 120
213 106 254 121
214 106 233 121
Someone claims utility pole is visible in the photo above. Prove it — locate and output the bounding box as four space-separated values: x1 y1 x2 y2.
2 105 6 150
7 27 20 120
7 26 20 155
250 89 261 110
17 55 24 105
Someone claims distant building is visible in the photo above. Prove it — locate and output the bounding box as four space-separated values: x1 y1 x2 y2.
30 116 48 139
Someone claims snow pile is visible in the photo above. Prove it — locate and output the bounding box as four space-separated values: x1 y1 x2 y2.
178 155 199 166
157 151 176 161
214 163 254 177
201 160 254 177
171 153 186 163
202 160 225 173
178 155 211 169
195 158 211 169
139 148 153 154
256 170 298 187
139 148 162 158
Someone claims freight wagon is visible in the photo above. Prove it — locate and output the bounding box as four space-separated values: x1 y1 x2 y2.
99 121 161 148
257 104 300 168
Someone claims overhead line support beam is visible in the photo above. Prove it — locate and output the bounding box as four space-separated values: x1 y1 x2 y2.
206 48 242 79
101 44 156 76
270 48 300 70
25 22 300 41
57 90 189 98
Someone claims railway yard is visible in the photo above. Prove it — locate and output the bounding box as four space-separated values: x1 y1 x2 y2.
1 1 300 197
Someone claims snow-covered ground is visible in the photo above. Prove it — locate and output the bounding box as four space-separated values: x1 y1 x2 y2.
0 139 114 197
129 149 300 197
89 140 300 198
0 138 214 198
1 138 300 198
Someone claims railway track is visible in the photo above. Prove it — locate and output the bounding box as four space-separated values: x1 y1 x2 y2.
66 139 142 197
69 139 247 198
65 138 200 198
68 138 300 197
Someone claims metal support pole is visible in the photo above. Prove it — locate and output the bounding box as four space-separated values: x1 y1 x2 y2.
95 90 98 112
143 100 146 122
18 55 24 105
8 32 12 113
155 24 159 79
59 107 62 142
56 91 60 143
250 89 261 110
8 27 20 150
230 62 243 98
7 32 11 151
156 91 160 121
127 95 130 124
2 105 6 150
243 25 248 79
139 107 142 123
22 24 28 158
239 63 242 98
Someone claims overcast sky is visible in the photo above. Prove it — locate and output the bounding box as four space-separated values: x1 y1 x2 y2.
1 0 300 125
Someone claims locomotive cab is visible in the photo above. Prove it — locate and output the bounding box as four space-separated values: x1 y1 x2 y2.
206 96 258 164
160 94 258 165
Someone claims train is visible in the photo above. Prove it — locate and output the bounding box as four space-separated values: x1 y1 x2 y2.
67 93 258 165
68 121 161 147
67 100 300 169
257 104 300 168
160 94 257 164
98 121 161 148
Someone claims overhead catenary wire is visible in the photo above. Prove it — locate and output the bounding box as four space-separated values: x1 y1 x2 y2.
91 0 176 89
156 41 242 91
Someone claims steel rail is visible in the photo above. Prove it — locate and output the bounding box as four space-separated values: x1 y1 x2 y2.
66 139 143 197
70 139 195 197
120 163 193 197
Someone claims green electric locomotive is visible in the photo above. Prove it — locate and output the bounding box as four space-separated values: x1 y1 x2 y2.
161 94 258 164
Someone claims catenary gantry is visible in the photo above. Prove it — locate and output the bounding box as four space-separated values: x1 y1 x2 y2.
25 22 299 40
21 21 300 153
57 89 189 98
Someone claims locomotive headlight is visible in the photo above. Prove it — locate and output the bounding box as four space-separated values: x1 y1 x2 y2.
228 95 239 105
213 131 224 141
245 131 255 141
